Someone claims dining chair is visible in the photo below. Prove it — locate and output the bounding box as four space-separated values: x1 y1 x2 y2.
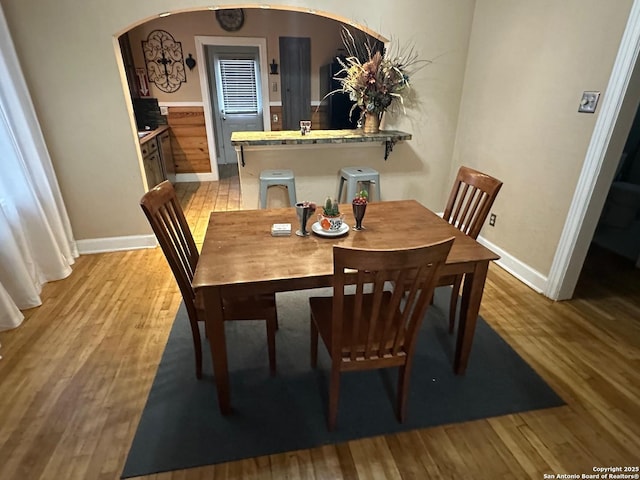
140 180 278 379
442 166 503 333
309 238 454 430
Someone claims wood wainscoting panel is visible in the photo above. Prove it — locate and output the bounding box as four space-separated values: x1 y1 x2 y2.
167 107 211 173
269 106 282 131
312 104 328 130
269 104 328 131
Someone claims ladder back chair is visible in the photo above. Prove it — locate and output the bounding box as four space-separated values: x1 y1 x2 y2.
309 238 454 430
140 181 278 379
442 166 503 332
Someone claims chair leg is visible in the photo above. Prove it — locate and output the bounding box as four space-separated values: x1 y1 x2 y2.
310 315 318 368
328 365 341 431
266 313 277 376
336 175 345 203
190 319 203 379
397 361 414 423
449 275 463 334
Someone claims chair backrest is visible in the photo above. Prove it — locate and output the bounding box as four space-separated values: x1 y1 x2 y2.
331 238 454 363
140 181 199 310
443 166 503 239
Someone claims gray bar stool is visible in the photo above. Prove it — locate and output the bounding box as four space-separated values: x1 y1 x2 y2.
259 169 297 208
337 166 381 203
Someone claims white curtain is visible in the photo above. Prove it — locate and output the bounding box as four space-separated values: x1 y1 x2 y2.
0 5 78 331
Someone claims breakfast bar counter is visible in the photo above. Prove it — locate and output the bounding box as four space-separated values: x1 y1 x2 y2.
231 129 411 148
230 129 413 209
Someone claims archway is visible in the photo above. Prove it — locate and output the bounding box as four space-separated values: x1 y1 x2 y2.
115 6 386 182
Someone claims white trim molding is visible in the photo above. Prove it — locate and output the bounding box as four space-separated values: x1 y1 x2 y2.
477 236 547 294
194 36 271 182
158 101 204 107
434 210 547 294
76 234 157 254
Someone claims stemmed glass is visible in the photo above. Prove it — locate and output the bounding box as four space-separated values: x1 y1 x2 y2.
352 201 367 230
295 202 316 236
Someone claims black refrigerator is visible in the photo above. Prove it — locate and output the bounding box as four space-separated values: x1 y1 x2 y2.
320 59 359 129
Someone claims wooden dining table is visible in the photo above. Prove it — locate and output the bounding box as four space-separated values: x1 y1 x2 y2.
192 199 499 414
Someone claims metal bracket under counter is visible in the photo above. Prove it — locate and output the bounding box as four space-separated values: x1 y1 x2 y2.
384 139 398 160
231 129 412 167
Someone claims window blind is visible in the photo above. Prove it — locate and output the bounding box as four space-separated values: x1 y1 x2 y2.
218 59 258 114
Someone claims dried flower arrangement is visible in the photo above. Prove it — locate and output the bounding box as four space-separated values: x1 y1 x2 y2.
329 27 430 129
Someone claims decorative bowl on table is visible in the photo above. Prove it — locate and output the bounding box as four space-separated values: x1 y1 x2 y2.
318 213 345 231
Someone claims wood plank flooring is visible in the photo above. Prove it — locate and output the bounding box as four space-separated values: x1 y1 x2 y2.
0 179 638 479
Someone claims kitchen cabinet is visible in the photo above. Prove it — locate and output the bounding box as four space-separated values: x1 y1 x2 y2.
118 33 139 99
141 134 164 189
139 125 175 189
158 129 175 182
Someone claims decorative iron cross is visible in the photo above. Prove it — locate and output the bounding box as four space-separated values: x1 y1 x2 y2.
142 30 186 93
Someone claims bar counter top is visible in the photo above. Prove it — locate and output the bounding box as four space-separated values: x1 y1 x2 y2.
230 129 412 146
230 128 414 209
138 124 170 145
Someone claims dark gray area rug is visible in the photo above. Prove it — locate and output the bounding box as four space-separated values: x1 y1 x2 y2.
122 287 564 478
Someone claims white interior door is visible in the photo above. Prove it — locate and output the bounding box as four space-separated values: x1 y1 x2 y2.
210 51 264 165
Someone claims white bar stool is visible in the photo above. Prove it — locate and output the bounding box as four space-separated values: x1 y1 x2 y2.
259 169 297 208
337 166 381 203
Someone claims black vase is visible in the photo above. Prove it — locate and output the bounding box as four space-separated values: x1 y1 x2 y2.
352 202 367 230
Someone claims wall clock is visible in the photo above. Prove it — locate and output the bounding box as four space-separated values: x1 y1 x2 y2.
215 9 244 32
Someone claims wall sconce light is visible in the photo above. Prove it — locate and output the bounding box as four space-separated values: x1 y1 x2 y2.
270 58 278 75
186 53 197 71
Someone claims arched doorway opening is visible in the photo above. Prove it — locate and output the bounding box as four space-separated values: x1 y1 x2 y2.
115 7 386 182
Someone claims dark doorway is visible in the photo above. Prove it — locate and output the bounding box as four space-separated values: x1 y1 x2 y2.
279 37 311 130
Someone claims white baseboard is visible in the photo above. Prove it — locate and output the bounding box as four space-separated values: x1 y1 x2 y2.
175 172 219 182
76 234 157 254
158 101 204 107
476 235 547 294
268 100 321 107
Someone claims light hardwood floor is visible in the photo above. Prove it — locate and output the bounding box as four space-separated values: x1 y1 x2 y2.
0 179 638 479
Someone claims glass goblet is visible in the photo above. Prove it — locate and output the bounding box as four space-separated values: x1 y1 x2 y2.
295 202 316 236
352 202 367 230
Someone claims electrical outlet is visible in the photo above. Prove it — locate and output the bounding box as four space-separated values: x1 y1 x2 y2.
272 82 278 92
489 213 496 226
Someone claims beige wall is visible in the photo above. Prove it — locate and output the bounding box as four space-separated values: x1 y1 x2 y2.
127 9 347 104
451 0 633 274
0 0 474 243
0 0 635 282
